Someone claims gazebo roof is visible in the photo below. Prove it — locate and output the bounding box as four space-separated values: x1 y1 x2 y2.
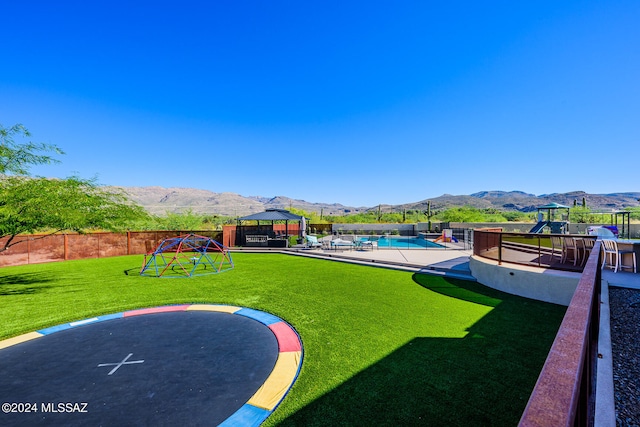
238 208 303 222
537 202 571 210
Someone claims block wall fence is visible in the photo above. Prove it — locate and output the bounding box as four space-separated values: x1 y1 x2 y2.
2 221 638 267
0 230 224 267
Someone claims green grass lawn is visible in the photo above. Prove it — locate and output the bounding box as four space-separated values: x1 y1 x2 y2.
0 253 566 426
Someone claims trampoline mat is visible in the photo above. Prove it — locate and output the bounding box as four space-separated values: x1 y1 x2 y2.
0 308 287 426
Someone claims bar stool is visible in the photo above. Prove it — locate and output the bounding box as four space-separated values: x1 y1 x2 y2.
562 237 578 265
573 238 586 266
581 238 595 267
601 239 637 273
551 236 563 260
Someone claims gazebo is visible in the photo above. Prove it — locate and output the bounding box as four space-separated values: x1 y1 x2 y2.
610 210 630 239
589 210 631 238
237 209 306 247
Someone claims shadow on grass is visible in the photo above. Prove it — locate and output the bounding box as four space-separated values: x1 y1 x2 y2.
123 267 139 276
412 273 505 307
0 273 54 296
280 276 566 426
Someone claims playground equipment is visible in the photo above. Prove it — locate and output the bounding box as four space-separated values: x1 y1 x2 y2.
140 234 234 278
529 203 570 234
434 229 458 243
529 221 569 234
529 221 549 233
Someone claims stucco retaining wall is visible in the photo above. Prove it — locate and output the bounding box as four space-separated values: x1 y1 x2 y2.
469 255 581 306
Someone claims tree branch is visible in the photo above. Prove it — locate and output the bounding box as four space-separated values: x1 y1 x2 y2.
0 229 66 253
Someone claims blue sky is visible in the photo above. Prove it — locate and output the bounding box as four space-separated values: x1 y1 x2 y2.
2 1 639 207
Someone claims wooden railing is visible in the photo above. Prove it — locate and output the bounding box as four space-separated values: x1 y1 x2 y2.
473 229 602 425
517 240 602 426
474 229 597 273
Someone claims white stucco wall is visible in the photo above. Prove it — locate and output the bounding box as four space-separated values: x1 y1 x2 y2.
469 256 581 306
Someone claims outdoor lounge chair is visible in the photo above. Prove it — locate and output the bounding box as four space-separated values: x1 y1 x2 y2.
330 238 355 250
358 236 378 250
305 235 322 249
321 236 334 249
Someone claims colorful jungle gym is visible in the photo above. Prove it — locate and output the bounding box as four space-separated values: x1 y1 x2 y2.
140 234 234 277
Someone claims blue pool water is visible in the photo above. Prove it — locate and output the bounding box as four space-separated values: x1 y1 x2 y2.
358 236 444 249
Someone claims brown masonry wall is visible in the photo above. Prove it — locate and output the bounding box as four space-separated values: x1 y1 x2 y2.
0 231 223 267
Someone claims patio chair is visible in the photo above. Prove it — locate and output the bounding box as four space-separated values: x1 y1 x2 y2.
305 235 322 249
550 236 563 260
359 238 378 251
561 237 578 265
330 238 355 251
581 238 596 267
601 239 637 273
573 238 586 266
321 235 334 250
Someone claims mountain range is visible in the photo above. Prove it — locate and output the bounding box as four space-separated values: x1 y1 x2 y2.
115 187 640 217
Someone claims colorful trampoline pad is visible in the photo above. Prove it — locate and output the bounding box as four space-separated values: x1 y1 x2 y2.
123 304 192 317
249 351 303 410
236 307 284 325
0 331 43 350
0 304 303 426
269 321 303 352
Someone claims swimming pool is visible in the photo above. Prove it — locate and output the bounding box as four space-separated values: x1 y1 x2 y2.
358 236 445 249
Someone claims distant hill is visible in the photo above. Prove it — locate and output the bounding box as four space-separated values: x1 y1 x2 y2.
114 187 640 217
397 191 640 214
115 186 367 217
400 191 640 216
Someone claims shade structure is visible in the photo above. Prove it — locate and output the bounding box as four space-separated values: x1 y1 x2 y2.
537 202 571 223
537 203 571 210
238 209 303 222
238 209 305 239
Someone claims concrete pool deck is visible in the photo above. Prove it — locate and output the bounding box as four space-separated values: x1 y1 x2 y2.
283 244 477 280
236 243 640 288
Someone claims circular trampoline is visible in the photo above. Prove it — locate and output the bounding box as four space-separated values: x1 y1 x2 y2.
0 305 303 426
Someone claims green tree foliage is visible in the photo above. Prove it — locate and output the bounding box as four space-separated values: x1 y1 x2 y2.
317 206 536 224
155 210 204 231
0 124 149 252
127 211 233 231
0 175 148 252
0 124 64 175
287 208 326 223
502 211 533 222
568 206 626 224
324 211 379 224
570 206 592 223
436 206 508 223
154 210 226 231
327 209 437 224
